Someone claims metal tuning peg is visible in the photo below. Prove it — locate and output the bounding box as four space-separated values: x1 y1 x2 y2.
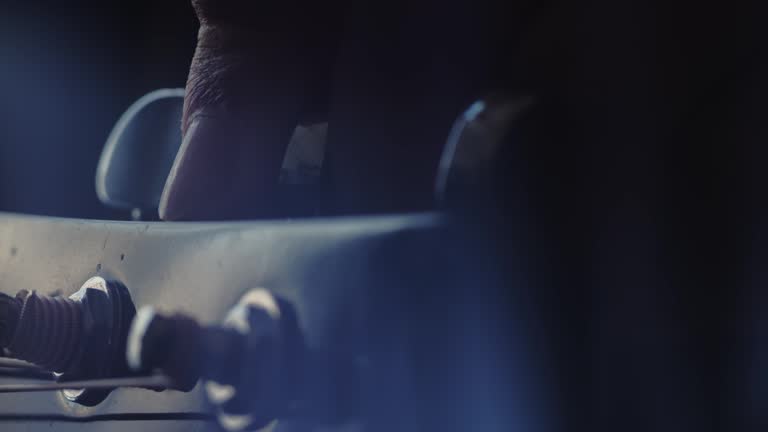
127 289 304 431
0 276 137 406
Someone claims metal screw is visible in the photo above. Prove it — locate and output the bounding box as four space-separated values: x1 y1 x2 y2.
0 276 136 406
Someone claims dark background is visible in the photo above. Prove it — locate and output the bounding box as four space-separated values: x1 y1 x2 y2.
0 1 197 218
0 1 765 430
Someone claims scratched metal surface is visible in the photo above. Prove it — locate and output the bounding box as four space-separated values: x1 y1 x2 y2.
0 212 450 432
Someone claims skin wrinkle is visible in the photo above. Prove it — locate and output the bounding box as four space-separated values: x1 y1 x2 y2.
162 44 305 219
161 0 330 220
182 50 231 134
191 0 301 27
182 50 302 135
169 0 453 219
182 23 306 134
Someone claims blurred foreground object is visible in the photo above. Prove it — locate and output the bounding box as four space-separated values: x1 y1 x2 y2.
128 289 303 431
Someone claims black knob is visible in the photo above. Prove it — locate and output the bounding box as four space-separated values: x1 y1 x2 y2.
127 289 303 431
